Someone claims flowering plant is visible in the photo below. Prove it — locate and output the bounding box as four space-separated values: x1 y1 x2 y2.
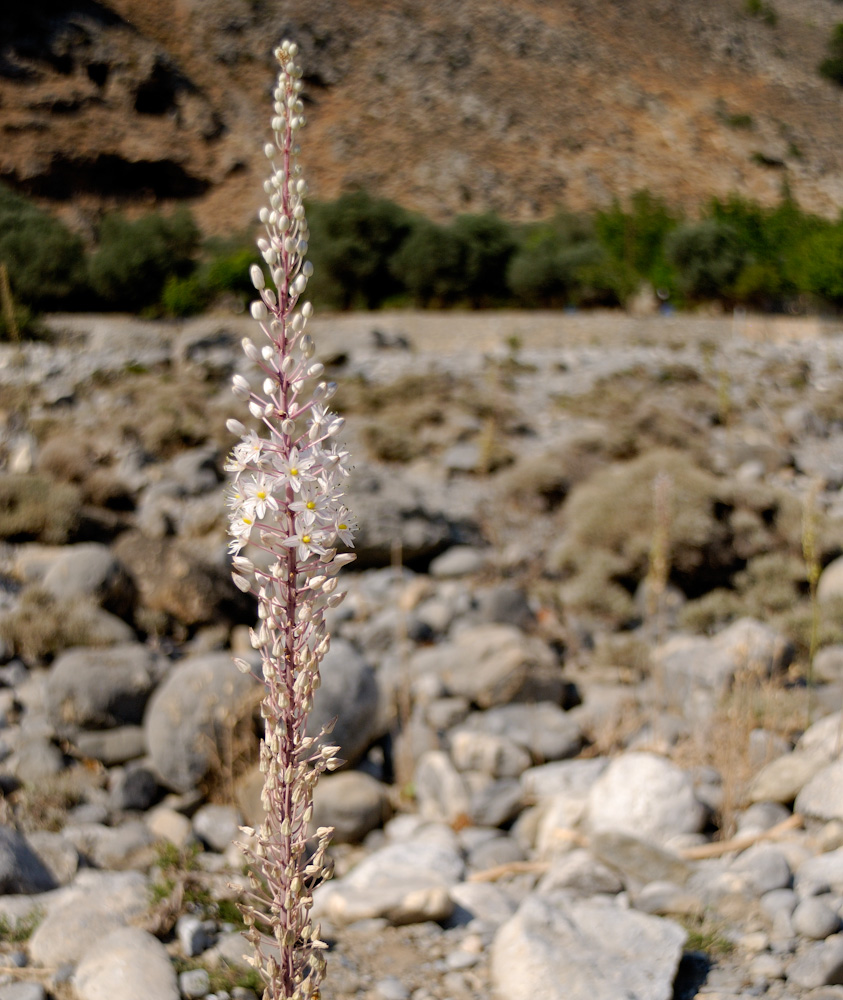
225 39 356 1000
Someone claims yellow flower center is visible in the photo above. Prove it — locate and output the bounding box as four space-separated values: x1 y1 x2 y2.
338 523 347 530
290 467 299 477
257 490 267 500
306 501 316 510
302 534 311 544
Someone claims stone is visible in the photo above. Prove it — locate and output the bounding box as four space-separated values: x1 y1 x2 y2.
192 803 242 853
40 543 135 619
0 985 46 1000
143 652 258 793
491 893 687 1000
449 881 519 928
29 870 149 966
0 826 57 895
797 851 843 897
633 881 703 918
749 751 827 805
449 729 532 778
799 711 843 761
586 752 707 843
797 760 843 824
73 926 179 1000
313 837 465 926
46 644 159 731
428 546 488 578
819 557 843 604
465 832 526 872
787 934 843 989
537 849 624 897
72 726 147 765
177 913 217 957
146 806 194 848
109 764 160 812
654 617 792 711
60 820 155 869
453 702 582 768
414 751 471 825
179 968 211 1000
475 585 536 630
467 776 523 828
311 770 390 844
306 638 380 767
815 647 843 685
730 845 792 896
24 831 78 886
589 830 692 887
793 897 842 940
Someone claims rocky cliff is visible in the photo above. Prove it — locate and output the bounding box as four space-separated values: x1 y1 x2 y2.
2 0 843 235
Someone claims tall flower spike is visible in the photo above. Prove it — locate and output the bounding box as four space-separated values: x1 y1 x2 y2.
226 39 355 1000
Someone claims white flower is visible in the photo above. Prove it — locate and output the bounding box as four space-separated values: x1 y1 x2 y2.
243 474 279 519
272 446 315 493
282 528 328 561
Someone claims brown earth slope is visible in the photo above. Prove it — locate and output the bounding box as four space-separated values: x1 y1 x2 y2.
1 0 842 235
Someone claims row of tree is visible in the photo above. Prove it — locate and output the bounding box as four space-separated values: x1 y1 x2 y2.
3 182 843 335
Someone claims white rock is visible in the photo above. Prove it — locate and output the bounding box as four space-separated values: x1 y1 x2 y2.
491 893 687 1000
586 752 707 843
73 926 179 1000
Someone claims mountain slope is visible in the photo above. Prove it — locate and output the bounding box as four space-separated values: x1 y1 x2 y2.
1 0 842 235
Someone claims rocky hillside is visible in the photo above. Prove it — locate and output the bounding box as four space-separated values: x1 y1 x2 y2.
2 0 843 237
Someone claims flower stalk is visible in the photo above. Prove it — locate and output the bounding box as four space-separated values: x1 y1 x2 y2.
225 40 356 1000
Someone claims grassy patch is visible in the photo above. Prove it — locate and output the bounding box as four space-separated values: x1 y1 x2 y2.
680 912 736 958
0 908 44 943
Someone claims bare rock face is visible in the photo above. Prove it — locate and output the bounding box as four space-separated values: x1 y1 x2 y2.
2 1 843 235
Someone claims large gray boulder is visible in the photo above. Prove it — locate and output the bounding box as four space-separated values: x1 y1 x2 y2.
46 644 159 731
306 638 380 767
654 617 792 715
143 652 257 793
585 751 707 843
73 926 179 1000
491 893 687 1000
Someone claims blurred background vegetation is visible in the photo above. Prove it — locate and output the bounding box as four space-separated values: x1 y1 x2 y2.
5 180 843 339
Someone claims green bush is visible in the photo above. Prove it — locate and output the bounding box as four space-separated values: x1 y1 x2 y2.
306 191 412 309
507 212 605 307
451 213 517 306
88 207 200 312
161 274 208 317
819 24 843 85
594 190 680 293
665 219 747 302
789 223 843 305
390 220 467 306
0 184 87 309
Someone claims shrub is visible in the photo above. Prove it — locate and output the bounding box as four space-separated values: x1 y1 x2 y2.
507 212 604 307
0 183 87 309
306 191 412 308
390 219 467 306
665 219 746 302
788 223 843 305
88 206 200 311
451 212 517 306
819 24 843 86
594 190 680 293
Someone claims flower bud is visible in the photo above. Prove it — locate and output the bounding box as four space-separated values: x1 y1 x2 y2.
226 418 247 436
251 301 268 321
232 374 250 399
250 265 265 290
